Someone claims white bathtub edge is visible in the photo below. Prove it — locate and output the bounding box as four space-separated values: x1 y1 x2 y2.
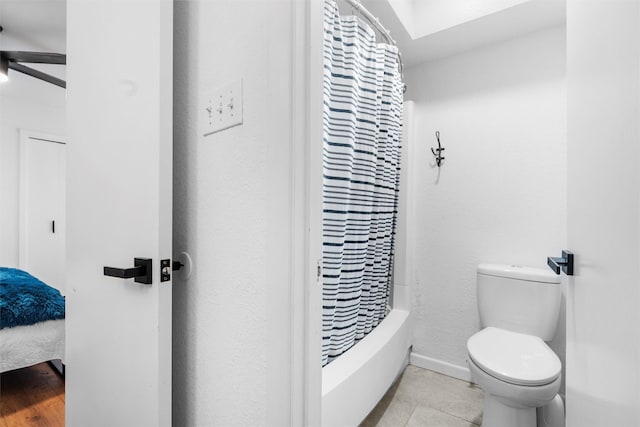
409 352 472 383
321 309 412 427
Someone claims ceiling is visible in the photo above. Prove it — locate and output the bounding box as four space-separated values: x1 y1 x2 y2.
0 0 565 68
0 0 66 52
359 0 566 67
0 0 66 103
387 0 533 39
0 0 566 95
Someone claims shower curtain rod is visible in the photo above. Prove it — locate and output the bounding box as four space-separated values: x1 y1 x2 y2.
343 0 405 76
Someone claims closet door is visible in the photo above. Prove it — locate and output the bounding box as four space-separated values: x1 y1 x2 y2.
19 131 66 293
65 0 173 425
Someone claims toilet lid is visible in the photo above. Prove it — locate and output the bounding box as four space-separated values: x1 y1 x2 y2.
467 327 561 386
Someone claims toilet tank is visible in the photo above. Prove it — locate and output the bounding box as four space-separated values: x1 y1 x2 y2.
477 264 561 341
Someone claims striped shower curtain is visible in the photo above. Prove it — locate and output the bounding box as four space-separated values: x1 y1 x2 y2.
322 0 404 366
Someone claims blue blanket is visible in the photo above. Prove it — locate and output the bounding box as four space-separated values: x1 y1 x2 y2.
0 268 65 330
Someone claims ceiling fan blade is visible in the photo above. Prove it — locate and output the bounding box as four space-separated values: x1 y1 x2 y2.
8 62 66 88
2 51 66 65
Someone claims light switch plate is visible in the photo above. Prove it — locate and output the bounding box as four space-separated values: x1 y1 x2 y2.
202 79 243 136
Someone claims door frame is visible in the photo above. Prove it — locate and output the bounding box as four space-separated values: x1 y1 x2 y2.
295 0 324 424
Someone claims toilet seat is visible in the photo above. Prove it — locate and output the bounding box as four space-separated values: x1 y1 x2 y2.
467 327 561 386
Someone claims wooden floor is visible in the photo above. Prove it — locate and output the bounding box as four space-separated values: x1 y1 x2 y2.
0 363 65 427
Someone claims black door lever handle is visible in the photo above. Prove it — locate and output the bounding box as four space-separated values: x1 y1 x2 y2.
104 258 152 285
104 265 145 279
547 250 574 276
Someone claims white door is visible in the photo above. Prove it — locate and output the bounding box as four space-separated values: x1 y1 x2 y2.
65 0 172 426
566 1 640 426
19 131 66 293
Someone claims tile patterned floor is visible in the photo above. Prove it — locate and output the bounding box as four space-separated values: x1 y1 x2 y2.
360 365 484 427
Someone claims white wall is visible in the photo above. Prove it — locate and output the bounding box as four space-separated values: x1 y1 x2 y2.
0 85 66 266
403 26 567 384
173 1 307 425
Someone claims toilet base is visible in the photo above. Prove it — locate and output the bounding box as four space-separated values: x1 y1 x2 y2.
482 394 536 427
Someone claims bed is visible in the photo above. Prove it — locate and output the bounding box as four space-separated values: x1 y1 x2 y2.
0 267 65 373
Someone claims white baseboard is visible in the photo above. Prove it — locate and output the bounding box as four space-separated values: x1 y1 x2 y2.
409 352 472 383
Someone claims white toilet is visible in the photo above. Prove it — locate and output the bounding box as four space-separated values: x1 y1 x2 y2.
467 264 563 427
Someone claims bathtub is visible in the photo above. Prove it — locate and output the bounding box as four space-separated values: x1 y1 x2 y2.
321 309 412 426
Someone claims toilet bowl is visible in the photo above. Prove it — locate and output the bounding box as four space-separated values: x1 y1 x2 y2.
467 327 561 427
468 264 563 427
